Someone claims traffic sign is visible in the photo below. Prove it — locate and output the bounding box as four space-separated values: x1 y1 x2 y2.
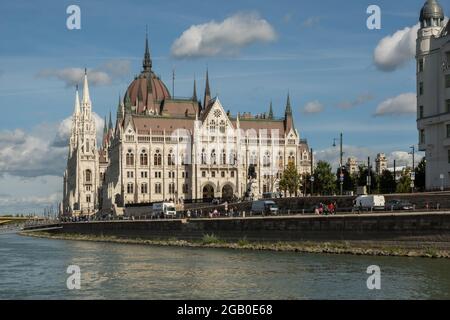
310 176 315 182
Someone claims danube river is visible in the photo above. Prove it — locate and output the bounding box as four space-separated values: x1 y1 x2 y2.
0 234 449 299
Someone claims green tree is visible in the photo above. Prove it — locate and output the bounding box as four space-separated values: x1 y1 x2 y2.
415 158 426 192
336 167 355 194
357 165 378 193
279 162 302 196
396 170 412 193
314 161 336 195
379 170 396 194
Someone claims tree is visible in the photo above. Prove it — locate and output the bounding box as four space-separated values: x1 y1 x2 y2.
415 158 426 192
336 167 355 194
357 165 378 194
279 162 302 197
379 170 396 194
314 161 336 195
396 170 412 193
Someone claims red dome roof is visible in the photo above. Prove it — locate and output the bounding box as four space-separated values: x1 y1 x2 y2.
125 71 171 113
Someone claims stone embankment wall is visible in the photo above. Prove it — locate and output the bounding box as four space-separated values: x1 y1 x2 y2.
52 212 450 243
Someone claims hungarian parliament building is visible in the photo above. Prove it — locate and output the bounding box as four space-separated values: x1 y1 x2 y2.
62 36 312 216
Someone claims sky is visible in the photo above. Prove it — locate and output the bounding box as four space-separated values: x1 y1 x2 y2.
0 0 445 214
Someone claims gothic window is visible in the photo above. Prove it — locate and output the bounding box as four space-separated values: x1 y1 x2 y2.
85 169 92 183
288 151 295 165
211 149 217 165
168 183 175 194
263 151 271 167
86 195 91 203
140 150 148 166
86 140 90 153
250 151 257 165
141 183 148 194
127 183 134 194
221 149 226 165
219 120 226 134
168 150 175 166
209 120 216 133
277 152 284 168
154 183 162 194
154 150 162 166
126 150 134 166
182 184 188 194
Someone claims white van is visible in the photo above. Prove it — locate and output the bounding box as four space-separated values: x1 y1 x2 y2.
152 202 177 219
251 200 279 215
354 195 385 211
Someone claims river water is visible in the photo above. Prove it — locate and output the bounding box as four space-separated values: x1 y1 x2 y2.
0 234 449 299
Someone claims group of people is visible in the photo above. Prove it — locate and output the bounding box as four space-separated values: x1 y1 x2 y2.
314 202 337 215
184 207 239 219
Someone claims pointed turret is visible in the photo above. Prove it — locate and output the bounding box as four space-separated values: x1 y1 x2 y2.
143 30 152 73
268 100 274 119
103 115 108 135
203 68 211 108
82 68 91 106
108 111 113 131
284 93 294 132
73 85 80 116
192 78 198 101
116 94 123 120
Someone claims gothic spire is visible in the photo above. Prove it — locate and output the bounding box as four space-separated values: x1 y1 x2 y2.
73 85 80 115
285 92 292 115
143 29 152 72
203 68 211 108
108 111 113 130
82 68 91 105
192 78 198 101
103 116 108 135
116 94 123 119
268 100 274 119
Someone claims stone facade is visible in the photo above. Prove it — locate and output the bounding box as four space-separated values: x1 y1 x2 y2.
416 0 450 190
63 37 312 216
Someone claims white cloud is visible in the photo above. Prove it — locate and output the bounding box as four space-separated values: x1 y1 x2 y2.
373 23 419 71
303 100 324 114
171 12 277 58
337 93 374 109
0 114 104 178
374 93 416 116
315 145 423 170
36 59 131 87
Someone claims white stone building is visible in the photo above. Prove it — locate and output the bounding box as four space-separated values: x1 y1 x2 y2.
63 36 312 216
63 71 99 215
375 153 388 175
416 0 450 190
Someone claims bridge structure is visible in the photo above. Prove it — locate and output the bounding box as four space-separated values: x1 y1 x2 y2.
0 217 62 235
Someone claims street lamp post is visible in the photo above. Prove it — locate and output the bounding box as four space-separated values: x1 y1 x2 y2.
333 133 344 196
409 145 415 193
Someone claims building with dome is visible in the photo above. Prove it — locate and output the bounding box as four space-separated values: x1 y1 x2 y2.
63 35 312 216
416 0 450 190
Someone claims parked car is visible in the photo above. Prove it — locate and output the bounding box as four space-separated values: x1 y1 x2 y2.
385 199 414 211
354 195 385 211
251 200 279 215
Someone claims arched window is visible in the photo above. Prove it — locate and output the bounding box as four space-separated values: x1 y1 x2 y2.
219 120 226 134
86 140 90 153
277 152 283 168
209 120 216 133
155 183 162 194
140 150 148 166
169 183 175 194
288 151 295 165
263 151 271 167
167 150 175 166
141 183 148 194
154 150 162 166
211 149 217 165
85 169 92 183
221 149 227 165
126 150 134 166
250 151 257 165
127 183 134 194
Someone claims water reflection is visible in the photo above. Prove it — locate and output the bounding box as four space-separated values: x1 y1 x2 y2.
0 234 449 299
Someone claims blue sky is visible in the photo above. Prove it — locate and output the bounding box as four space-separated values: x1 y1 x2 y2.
0 0 445 213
